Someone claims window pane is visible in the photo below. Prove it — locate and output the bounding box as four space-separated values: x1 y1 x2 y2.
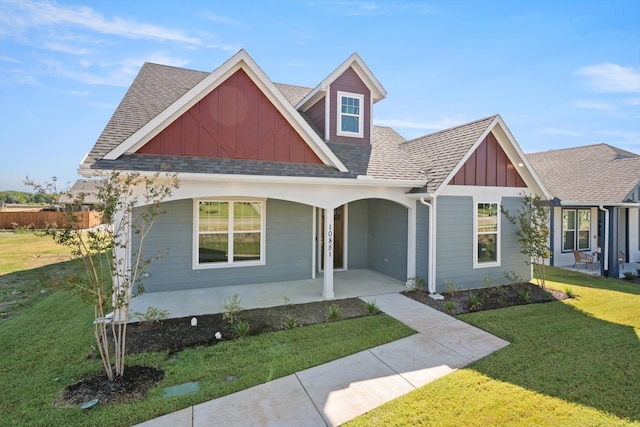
234 202 262 231
341 116 359 133
478 234 497 263
578 210 590 231
341 97 359 115
477 203 498 232
199 201 228 232
563 210 575 231
563 231 575 251
233 232 261 261
199 234 228 263
578 231 590 250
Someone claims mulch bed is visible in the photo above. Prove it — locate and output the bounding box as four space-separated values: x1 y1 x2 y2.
403 282 568 315
62 284 570 407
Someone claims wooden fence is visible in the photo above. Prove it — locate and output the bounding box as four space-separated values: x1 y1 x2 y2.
0 211 103 230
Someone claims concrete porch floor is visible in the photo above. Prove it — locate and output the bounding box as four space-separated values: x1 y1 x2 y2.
557 261 640 278
129 269 408 320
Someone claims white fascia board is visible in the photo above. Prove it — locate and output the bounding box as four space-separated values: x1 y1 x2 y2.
493 115 551 199
85 168 424 188
296 52 387 111
558 200 640 207
434 115 551 200
405 192 435 200
433 116 497 197
104 49 348 173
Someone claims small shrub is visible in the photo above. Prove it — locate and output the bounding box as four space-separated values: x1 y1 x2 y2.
564 286 575 298
233 320 250 338
623 272 638 281
326 304 341 321
444 300 455 313
468 294 482 310
284 315 298 330
518 287 531 303
504 270 522 283
483 275 494 287
282 296 290 307
444 279 461 294
365 300 379 315
408 277 425 291
223 294 243 324
132 306 169 325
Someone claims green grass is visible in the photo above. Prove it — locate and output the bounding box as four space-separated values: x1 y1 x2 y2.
0 232 79 320
346 266 640 426
0 292 414 427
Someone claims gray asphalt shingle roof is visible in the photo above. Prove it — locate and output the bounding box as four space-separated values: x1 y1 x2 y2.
527 143 640 204
400 115 498 192
83 60 496 189
85 63 209 166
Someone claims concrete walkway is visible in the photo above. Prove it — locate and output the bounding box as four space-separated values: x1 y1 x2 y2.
134 293 509 427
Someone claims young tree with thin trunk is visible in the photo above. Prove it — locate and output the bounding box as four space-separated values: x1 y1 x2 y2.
502 193 552 288
26 170 178 381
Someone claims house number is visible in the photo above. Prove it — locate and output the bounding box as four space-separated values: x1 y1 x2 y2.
327 223 333 258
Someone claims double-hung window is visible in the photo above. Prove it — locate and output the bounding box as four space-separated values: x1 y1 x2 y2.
562 208 590 251
337 91 364 138
195 200 265 268
476 202 500 266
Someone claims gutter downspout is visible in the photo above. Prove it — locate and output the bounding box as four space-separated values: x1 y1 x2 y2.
420 196 442 298
599 205 609 272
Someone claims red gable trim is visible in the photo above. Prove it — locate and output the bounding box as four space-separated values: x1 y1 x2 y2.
137 69 323 165
451 132 526 187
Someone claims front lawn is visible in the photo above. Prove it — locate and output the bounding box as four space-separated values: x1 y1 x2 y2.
346 266 640 426
0 291 414 427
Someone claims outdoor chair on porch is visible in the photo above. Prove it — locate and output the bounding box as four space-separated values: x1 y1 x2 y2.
619 251 625 268
572 249 595 269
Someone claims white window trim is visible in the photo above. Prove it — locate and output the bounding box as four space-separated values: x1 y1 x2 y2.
562 208 591 252
193 198 266 269
473 199 501 269
336 90 364 138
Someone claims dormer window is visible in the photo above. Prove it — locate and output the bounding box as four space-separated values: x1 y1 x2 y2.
337 91 364 138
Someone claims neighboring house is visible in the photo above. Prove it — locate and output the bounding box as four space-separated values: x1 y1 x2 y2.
59 179 102 211
79 49 547 298
528 144 640 277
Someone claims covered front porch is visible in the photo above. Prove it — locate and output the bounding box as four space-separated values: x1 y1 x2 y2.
556 261 640 278
129 269 408 321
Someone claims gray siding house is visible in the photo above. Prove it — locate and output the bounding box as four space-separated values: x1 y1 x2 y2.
528 144 640 277
80 50 548 299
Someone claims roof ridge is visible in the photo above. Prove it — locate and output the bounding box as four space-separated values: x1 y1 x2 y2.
401 114 498 144
528 142 638 157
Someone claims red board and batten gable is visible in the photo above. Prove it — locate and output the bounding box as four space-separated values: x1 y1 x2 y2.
137 69 324 165
451 132 526 187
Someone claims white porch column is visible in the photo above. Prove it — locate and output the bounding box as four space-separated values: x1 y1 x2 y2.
406 203 417 287
323 208 335 298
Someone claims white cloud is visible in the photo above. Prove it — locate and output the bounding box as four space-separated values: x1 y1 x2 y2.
39 52 190 87
203 13 240 25
542 127 584 137
576 63 640 93
573 100 616 112
0 56 21 63
375 117 465 131
1 0 201 45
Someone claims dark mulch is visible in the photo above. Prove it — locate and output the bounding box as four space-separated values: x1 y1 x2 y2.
403 282 568 315
61 298 372 407
62 284 568 407
62 366 164 406
124 297 373 355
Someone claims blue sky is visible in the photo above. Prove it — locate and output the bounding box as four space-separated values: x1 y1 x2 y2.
1 0 639 191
